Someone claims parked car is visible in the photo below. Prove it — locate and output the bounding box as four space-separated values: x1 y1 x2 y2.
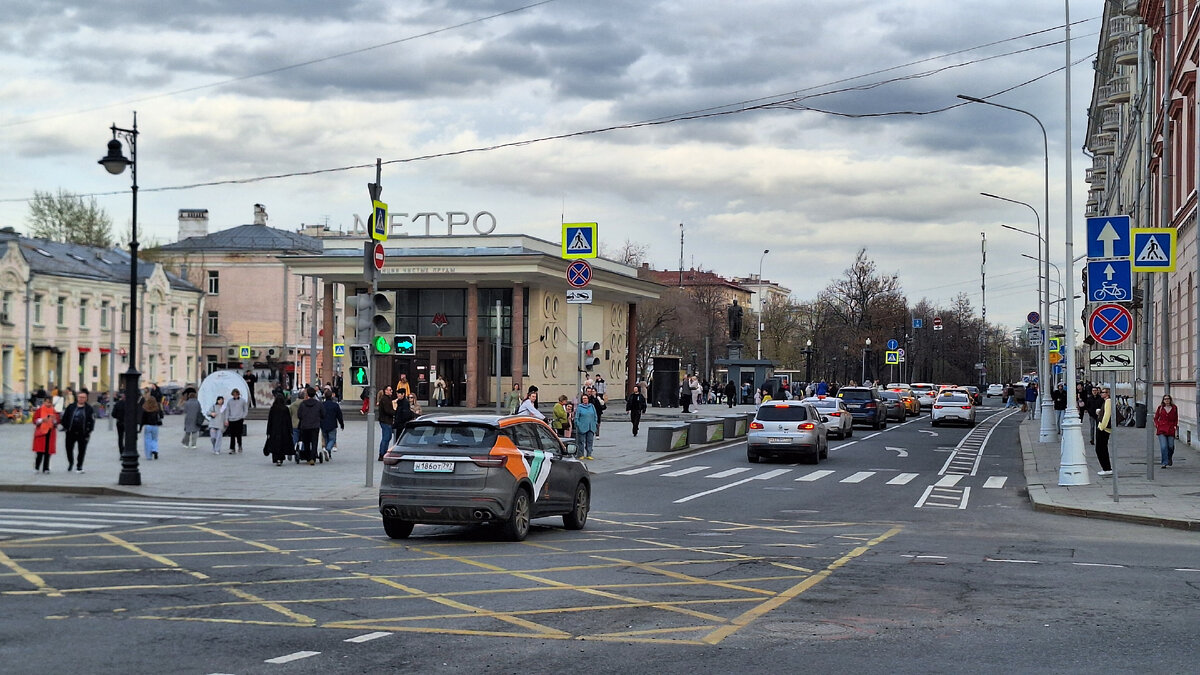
748 401 828 464
910 382 938 409
987 383 1004 397
379 415 591 541
837 387 888 429
931 391 976 427
801 396 853 439
965 386 984 406
877 390 908 422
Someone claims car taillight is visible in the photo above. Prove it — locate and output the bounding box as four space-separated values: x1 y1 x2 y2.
829 411 841 416
749 422 764 430
382 452 402 466
933 405 943 409
470 455 505 467
961 406 972 410
798 422 816 430
865 402 876 408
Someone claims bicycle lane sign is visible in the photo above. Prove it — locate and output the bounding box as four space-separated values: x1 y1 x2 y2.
1086 259 1132 303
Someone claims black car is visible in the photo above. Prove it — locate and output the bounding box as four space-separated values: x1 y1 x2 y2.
836 387 888 429
965 386 984 406
877 390 908 421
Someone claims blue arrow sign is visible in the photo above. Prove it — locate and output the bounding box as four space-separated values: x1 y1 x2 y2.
1086 215 1131 259
913 318 923 329
1087 259 1133 303
886 339 899 350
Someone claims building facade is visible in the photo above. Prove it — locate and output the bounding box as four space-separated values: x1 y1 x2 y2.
0 228 204 405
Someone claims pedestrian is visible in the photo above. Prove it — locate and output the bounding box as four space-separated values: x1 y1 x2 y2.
51 387 64 414
112 392 127 455
393 389 414 443
701 379 710 405
552 395 570 437
759 387 773 406
1095 387 1114 476
689 375 702 407
395 373 411 400
680 380 691 414
433 375 447 407
1075 383 1089 435
627 384 647 436
588 386 606 438
296 386 324 465
182 390 204 449
149 383 163 405
139 394 163 460
563 402 575 438
360 386 370 415
408 393 423 417
377 385 395 460
264 392 293 466
1052 384 1067 434
224 388 248 453
1003 383 1015 409
244 371 258 408
1086 385 1102 444
207 395 226 454
1154 394 1178 468
504 383 523 414
517 390 545 420
319 387 344 458
574 393 599 460
1024 382 1038 419
60 389 95 473
32 397 59 473
594 375 607 399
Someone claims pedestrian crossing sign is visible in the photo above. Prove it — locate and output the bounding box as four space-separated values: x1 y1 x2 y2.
333 343 345 357
885 350 900 365
1130 228 1176 272
562 222 598 259
239 346 251 359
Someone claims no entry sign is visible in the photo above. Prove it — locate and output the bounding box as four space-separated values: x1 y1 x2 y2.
1089 303 1133 346
373 242 386 271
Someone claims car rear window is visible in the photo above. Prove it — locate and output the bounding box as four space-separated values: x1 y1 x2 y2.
938 394 970 404
805 399 838 411
879 391 900 401
839 390 873 400
398 423 497 449
755 405 810 421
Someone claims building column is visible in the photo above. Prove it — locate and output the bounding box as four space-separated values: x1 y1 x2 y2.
511 282 524 385
466 282 479 408
627 302 638 394
321 281 335 383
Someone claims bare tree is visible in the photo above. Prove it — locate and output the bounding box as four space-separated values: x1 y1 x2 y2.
26 189 113 247
601 238 649 267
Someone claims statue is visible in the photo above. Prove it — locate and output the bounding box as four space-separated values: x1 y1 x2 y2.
728 300 744 342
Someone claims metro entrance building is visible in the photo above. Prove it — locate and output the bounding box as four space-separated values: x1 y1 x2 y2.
282 234 661 407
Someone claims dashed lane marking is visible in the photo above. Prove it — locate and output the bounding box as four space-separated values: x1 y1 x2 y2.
705 468 752 479
265 651 321 664
795 470 835 482
661 466 710 477
344 632 391 643
839 472 874 484
887 473 920 485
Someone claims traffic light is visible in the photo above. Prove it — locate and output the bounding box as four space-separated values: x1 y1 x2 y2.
352 293 375 340
349 365 370 387
349 346 370 386
582 341 601 371
394 334 416 356
371 291 396 354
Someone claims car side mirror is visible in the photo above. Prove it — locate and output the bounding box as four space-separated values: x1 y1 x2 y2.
563 439 580 457
820 415 829 423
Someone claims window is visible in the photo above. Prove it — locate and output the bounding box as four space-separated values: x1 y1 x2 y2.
148 304 158 332
207 270 219 295
33 294 43 325
186 309 194 334
187 356 194 380
207 311 219 336
169 355 177 381
57 297 66 325
170 307 178 332
79 298 89 327
121 303 129 331
100 300 110 329
300 310 307 336
1 291 10 318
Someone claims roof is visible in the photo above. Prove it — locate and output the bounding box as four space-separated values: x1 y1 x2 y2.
0 229 200 292
640 267 748 292
157 224 323 253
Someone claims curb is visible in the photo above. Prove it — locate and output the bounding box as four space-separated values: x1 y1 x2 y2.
1026 483 1200 531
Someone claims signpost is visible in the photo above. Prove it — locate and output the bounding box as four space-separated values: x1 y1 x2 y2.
566 289 593 304
562 224 598 396
1086 215 1131 259
1086 259 1132 302
1130 228 1177 272
561 222 598 259
932 317 943 331
373 242 386 271
1088 303 1134 347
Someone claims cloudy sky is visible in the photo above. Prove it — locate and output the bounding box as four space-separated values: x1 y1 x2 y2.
0 0 1104 332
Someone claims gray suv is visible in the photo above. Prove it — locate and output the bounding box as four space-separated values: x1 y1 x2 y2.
379 415 591 541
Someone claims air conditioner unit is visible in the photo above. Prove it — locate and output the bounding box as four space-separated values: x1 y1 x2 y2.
250 349 260 358
226 348 237 357
267 348 278 357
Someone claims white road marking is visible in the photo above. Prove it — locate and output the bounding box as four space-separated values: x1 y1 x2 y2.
983 476 1008 489
985 558 1040 564
887 473 920 485
833 441 858 449
918 429 938 436
0 512 147 524
265 651 321 664
862 432 881 439
886 446 908 457
0 508 203 520
116 500 320 511
840 471 875 483
616 465 671 476
674 469 790 503
0 527 66 535
0 519 114 530
706 467 752 478
934 474 964 487
345 632 391 643
1174 568 1200 572
795 470 835 482
661 466 710 477
1072 562 1126 568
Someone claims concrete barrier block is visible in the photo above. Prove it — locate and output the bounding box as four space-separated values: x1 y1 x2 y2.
646 423 691 452
688 418 725 445
720 414 749 439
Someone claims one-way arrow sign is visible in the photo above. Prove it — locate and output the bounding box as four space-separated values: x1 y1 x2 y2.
1086 215 1131 259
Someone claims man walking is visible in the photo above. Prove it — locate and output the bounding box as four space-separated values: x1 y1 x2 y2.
61 389 95 472
626 384 647 436
1052 384 1067 434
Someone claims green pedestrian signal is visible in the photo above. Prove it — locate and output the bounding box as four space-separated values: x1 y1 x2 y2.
373 334 393 354
350 366 369 386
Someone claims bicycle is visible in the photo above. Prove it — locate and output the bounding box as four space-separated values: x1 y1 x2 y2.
1114 395 1136 427
1093 282 1128 301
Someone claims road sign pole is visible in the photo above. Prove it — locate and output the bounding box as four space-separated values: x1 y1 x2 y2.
364 158 381 489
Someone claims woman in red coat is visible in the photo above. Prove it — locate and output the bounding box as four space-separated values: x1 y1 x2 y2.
32 399 58 473
1154 394 1178 468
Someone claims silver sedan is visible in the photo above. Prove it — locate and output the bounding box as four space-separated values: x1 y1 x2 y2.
748 401 829 464
800 396 854 439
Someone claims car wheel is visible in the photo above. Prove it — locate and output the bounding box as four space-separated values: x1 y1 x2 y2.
502 488 532 542
819 443 828 460
382 517 414 539
748 449 761 463
563 482 589 530
931 420 939 427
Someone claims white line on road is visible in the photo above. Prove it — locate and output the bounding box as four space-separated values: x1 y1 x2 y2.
0 519 115 530
345 632 391 643
840 471 875 483
1072 562 1126 568
706 467 752 479
918 429 938 436
0 508 203 520
886 446 908 457
982 476 1008 489
985 558 1040 564
265 651 321 664
795 470 835 482
934 474 964 487
674 469 790 503
832 441 858 449
0 527 66 535
661 466 710 477
887 473 920 485
862 432 881 440
117 500 320 511
616 465 671 476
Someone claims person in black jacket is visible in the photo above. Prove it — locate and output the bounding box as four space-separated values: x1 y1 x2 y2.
60 389 96 472
320 387 344 458
264 393 294 466
295 387 324 465
626 384 648 436
586 385 606 438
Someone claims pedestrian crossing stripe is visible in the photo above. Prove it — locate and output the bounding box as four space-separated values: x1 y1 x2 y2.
561 222 598 259
1130 228 1176 272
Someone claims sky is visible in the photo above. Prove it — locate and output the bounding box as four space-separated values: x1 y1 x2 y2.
0 0 1104 334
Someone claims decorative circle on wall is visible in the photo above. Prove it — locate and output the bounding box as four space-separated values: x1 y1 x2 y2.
543 356 552 379
543 294 554 319
551 356 560 379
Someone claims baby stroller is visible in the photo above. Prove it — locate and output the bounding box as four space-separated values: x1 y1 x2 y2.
292 434 331 463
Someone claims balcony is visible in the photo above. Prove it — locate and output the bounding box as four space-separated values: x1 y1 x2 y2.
1118 0 1141 17
1092 156 1109 180
1108 15 1135 40
1095 85 1114 110
1086 167 1108 186
1085 203 1100 218
1106 74 1131 104
1114 35 1138 66
1092 132 1116 155
1100 106 1121 131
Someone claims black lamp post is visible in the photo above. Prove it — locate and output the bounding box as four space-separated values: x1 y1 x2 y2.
99 114 141 486
803 340 814 384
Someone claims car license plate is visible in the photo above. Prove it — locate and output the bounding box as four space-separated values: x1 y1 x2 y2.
768 437 791 444
413 461 455 473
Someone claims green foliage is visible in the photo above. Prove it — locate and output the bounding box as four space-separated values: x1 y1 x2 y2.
26 189 114 247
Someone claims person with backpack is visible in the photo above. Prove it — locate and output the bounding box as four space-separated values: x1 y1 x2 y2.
60 389 95 473
296 386 324 465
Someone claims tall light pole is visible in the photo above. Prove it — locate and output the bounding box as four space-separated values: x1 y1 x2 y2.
99 113 141 486
756 249 769 360
804 339 814 384
961 96 1055 443
861 337 871 383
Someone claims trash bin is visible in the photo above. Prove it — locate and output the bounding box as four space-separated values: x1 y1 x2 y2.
1134 403 1147 428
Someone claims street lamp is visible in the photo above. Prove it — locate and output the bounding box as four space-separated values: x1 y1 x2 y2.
99 114 141 486
861 337 871 384
756 249 769 360
803 339 814 384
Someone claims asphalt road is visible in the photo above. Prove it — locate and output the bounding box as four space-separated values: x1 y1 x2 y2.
2 405 1199 674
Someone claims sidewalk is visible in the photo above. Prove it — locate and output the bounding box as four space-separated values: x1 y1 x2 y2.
0 403 751 503
1021 418 1200 531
